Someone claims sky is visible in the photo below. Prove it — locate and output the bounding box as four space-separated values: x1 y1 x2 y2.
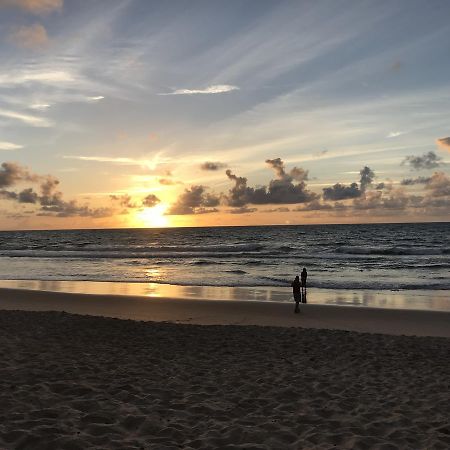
0 0 449 229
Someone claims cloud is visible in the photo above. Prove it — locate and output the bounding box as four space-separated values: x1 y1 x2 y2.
10 24 49 49
0 108 51 127
0 162 38 187
295 200 335 211
266 158 309 182
167 185 220 215
0 162 114 218
387 131 404 138
142 194 160 208
200 161 227 171
323 182 361 201
64 155 142 165
0 142 23 151
0 190 19 201
227 206 257 214
39 202 112 218
30 103 51 110
158 178 180 185
86 96 105 102
262 207 290 213
0 70 74 85
1 187 40 204
424 172 450 197
350 188 425 212
400 176 431 186
62 155 169 169
0 0 63 15
401 151 443 170
436 137 450 153
110 194 137 209
359 166 375 191
18 188 39 203
322 166 374 201
224 159 315 207
160 85 239 95
37 176 113 217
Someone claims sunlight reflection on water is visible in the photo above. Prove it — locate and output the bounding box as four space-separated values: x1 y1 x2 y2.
0 279 448 312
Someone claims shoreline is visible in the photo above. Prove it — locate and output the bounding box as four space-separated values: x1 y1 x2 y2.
0 279 448 312
0 287 449 337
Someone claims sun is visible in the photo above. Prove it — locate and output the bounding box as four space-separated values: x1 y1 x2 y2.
134 204 169 228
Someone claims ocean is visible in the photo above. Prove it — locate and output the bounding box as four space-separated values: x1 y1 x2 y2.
0 222 448 310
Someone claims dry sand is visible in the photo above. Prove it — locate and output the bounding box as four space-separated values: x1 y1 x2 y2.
0 289 449 449
0 310 449 450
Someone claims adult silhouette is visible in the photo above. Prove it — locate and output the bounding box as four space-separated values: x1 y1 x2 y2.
301 267 307 303
291 275 301 313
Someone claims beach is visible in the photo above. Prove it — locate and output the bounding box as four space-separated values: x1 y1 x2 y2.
0 289 449 449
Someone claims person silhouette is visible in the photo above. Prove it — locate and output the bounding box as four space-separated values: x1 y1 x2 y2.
291 275 301 313
301 267 307 303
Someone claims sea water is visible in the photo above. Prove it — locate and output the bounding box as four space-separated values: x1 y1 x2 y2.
0 223 448 309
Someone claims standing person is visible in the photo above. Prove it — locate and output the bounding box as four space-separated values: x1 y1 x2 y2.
292 275 301 313
301 267 307 303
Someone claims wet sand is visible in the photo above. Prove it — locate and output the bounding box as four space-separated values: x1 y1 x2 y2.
0 287 449 337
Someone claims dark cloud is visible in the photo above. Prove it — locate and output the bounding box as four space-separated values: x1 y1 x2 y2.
322 166 375 201
0 162 114 218
323 182 361 201
224 159 315 207
0 162 38 188
424 171 450 197
39 176 63 207
401 176 431 186
224 170 253 207
262 207 290 213
436 137 450 152
200 161 227 171
110 194 137 208
0 190 18 201
401 151 443 170
375 182 386 190
18 188 38 204
142 194 160 208
167 185 220 215
359 166 374 191
227 207 257 214
39 203 113 218
265 158 309 182
295 200 335 211
192 207 219 214
158 178 181 185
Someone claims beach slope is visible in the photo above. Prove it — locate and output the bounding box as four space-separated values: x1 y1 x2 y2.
0 310 449 449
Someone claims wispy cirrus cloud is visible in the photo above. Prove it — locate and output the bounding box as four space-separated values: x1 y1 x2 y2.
29 103 51 110
159 84 239 96
62 154 172 171
0 70 74 86
0 0 62 15
386 131 405 138
63 155 142 165
0 142 23 150
86 96 105 102
10 24 49 49
0 108 51 127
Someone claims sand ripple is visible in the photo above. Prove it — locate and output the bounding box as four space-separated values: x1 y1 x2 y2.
0 311 449 449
